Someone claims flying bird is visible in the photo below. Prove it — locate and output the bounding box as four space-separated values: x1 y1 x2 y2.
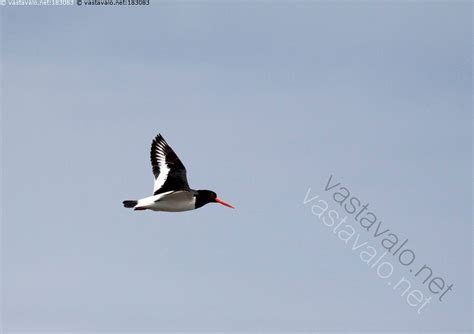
123 134 235 212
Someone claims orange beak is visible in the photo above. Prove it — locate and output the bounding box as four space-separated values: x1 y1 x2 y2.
215 197 235 209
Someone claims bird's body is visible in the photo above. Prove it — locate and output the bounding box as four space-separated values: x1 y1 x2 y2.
123 134 234 212
125 191 196 212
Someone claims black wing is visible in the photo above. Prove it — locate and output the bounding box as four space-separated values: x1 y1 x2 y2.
150 134 190 195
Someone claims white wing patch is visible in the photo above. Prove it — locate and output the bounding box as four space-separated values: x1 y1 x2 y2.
153 141 170 194
135 191 174 209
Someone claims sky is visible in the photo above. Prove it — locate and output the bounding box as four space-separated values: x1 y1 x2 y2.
1 1 472 332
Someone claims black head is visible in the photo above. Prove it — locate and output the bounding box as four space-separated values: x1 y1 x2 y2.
195 190 235 209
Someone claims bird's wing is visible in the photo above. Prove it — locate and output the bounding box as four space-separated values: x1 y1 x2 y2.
150 134 190 195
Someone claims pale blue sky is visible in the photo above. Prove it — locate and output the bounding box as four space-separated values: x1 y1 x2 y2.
1 1 472 332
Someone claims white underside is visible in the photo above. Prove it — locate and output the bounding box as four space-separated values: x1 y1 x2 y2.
135 191 196 212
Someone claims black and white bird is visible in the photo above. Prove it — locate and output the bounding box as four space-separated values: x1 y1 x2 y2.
123 134 234 212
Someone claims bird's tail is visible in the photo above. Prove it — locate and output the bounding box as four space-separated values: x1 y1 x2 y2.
123 200 138 209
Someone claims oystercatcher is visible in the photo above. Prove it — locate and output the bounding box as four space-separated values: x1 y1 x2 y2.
123 134 235 212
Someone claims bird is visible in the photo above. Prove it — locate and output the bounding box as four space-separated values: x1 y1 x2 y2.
123 133 235 212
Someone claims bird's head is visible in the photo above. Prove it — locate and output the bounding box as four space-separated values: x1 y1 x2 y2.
195 190 235 209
